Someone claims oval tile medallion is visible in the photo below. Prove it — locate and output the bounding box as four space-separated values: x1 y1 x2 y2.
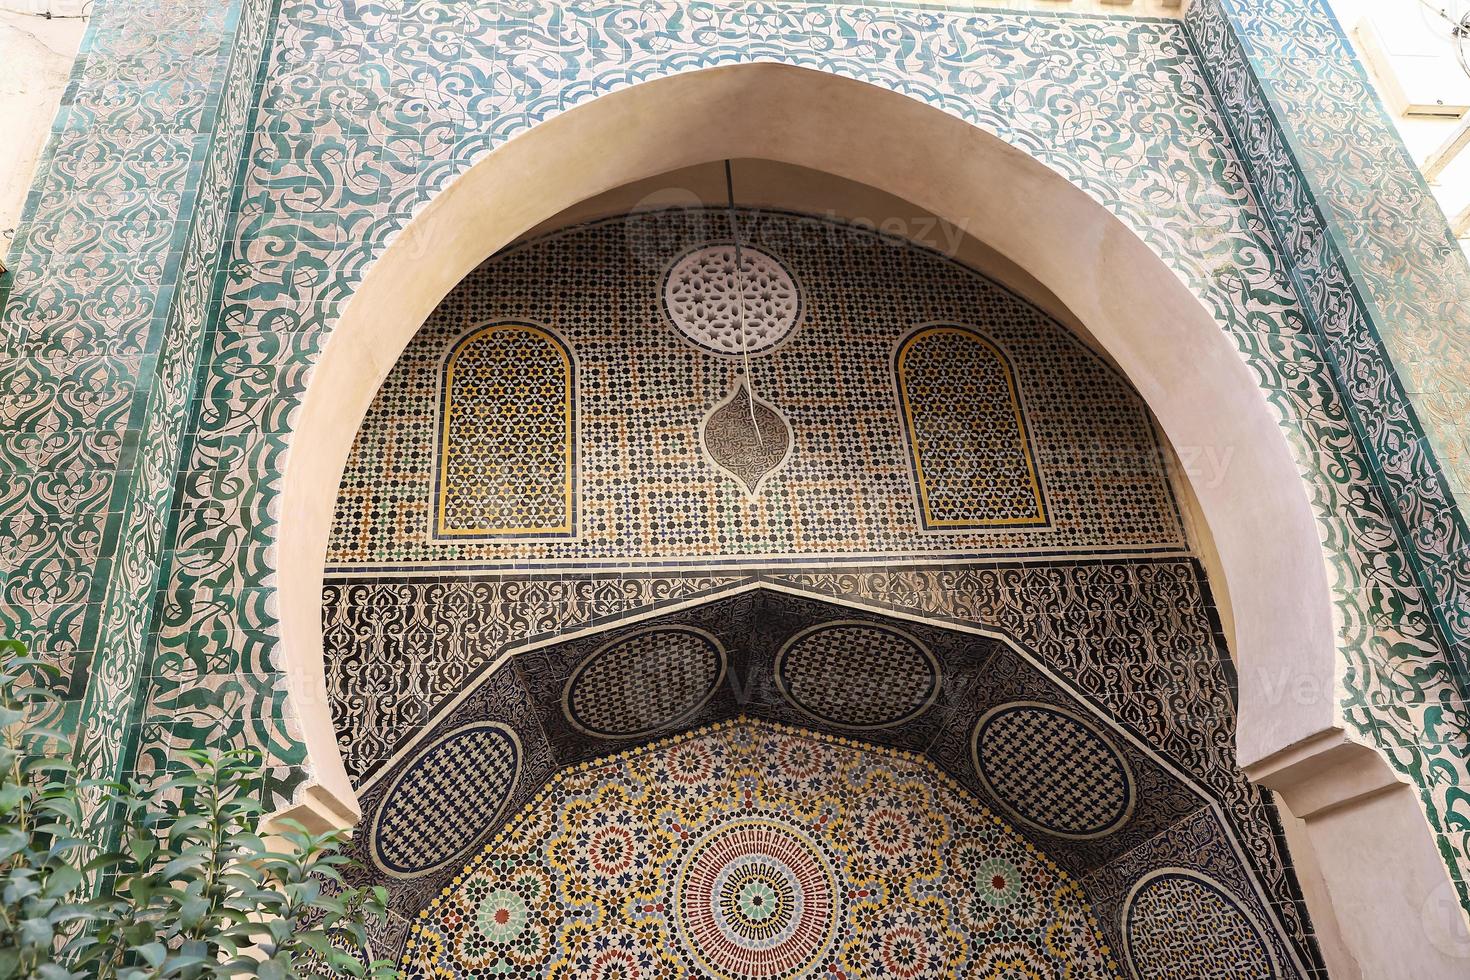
1124 869 1278 979
563 625 727 739
775 620 941 729
370 721 523 878
971 701 1134 840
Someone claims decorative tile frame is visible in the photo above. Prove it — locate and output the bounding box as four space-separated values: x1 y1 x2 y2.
1183 0 1470 904
894 323 1050 530
0 0 1466 925
0 0 278 818
325 562 1323 973
432 321 578 540
1187 0 1470 665
334 581 1312 973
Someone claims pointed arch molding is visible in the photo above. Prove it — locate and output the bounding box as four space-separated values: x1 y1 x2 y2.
281 65 1335 818
275 65 1469 964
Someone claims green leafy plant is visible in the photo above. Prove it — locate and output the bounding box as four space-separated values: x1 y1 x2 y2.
0 640 392 979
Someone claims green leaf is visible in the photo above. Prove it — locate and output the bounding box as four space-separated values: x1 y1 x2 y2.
0 828 28 862
6 876 41 902
333 953 367 978
19 916 54 948
41 865 82 899
136 942 167 968
178 894 210 931
84 850 127 873
125 921 156 947
161 854 207 880
0 783 26 813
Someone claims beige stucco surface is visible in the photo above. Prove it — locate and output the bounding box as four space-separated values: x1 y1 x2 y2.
0 10 83 261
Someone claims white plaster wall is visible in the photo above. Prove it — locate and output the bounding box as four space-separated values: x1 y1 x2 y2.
0 6 84 260
0 1 88 13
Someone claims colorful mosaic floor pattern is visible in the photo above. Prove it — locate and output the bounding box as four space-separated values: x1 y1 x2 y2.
404 719 1117 979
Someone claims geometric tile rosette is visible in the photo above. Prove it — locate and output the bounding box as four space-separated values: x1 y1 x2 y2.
675 818 840 979
369 722 523 879
895 324 1048 530
773 620 941 729
562 626 728 739
402 719 1117 979
435 322 576 539
972 702 1136 841
661 243 803 357
1123 869 1278 980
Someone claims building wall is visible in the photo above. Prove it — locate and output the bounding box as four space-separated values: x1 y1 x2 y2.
0 0 1466 944
0 0 279 815
330 210 1183 577
1325 0 1470 256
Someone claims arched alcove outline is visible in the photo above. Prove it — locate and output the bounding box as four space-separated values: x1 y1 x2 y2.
276 63 1336 834
431 319 578 540
892 322 1049 531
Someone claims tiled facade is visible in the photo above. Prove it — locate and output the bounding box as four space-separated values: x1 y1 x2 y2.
0 0 276 810
1190 0 1470 666
1 0 1468 964
329 211 1182 571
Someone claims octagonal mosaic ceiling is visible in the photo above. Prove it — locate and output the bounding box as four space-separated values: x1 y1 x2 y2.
403 720 1122 979
336 587 1313 976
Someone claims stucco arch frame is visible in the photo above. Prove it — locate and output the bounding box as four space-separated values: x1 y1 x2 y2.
279 62 1333 816
272 64 1470 972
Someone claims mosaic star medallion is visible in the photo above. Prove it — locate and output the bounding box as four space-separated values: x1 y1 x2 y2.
676 819 840 980
662 243 802 357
